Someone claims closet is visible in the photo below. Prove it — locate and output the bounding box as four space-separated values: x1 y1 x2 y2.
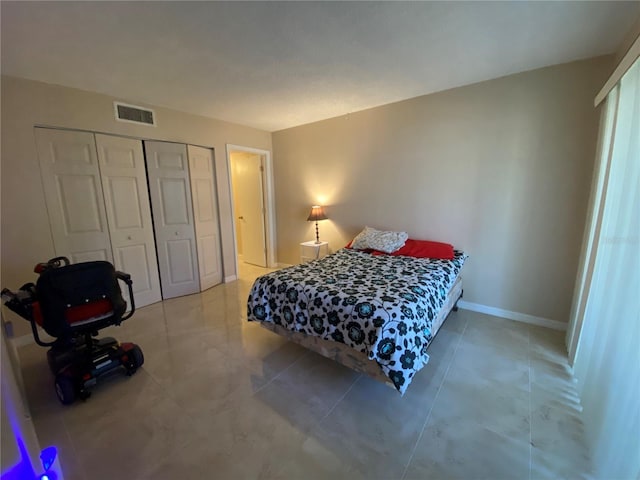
35 127 223 307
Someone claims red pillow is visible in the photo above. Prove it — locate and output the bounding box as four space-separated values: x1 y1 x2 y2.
347 237 454 259
372 239 454 259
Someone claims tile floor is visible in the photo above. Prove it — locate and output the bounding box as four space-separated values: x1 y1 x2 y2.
16 262 592 479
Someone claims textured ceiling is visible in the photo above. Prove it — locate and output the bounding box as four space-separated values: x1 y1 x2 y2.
1 1 638 132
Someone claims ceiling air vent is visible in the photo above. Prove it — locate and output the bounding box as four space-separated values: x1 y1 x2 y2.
114 102 156 126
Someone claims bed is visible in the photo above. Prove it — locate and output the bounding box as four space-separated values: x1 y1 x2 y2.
247 246 467 394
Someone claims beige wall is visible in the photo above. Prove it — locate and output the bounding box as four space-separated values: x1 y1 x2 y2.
1 75 272 336
272 57 612 323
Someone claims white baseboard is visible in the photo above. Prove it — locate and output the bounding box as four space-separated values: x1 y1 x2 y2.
457 300 567 331
224 275 238 283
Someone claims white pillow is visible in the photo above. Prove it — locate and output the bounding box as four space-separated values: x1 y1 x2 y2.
350 226 408 253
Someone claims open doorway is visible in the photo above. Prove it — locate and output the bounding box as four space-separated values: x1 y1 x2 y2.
226 145 276 276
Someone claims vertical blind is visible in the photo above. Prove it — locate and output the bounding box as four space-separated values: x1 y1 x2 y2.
568 58 639 478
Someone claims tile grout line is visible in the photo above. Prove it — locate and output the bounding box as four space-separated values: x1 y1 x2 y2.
136 367 218 451
252 352 362 434
252 349 313 395
320 373 362 422
527 326 533 480
60 410 91 480
269 368 362 436
400 320 469 480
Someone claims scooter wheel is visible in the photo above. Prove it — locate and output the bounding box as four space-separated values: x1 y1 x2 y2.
54 374 76 405
130 345 144 370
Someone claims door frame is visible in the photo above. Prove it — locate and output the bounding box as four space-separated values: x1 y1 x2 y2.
226 144 276 274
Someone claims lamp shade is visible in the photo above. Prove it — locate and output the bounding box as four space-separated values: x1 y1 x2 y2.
307 205 327 222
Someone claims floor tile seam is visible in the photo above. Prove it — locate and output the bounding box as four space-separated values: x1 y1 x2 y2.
60 411 91 480
143 364 172 392
317 373 362 424
136 367 212 439
400 318 469 480
298 373 363 444
199 333 245 357
252 348 313 395
455 338 531 362
480 423 533 449
148 359 257 413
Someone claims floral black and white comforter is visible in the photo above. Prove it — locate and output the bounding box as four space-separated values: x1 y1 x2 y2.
247 248 467 394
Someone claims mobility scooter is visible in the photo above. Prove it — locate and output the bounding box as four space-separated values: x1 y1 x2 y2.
2 257 144 405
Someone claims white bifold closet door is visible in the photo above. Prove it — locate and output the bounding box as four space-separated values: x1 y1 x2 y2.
36 128 162 309
187 145 223 290
144 141 200 299
94 134 162 308
35 128 113 264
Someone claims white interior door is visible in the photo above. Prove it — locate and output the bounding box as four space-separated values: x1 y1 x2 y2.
231 152 267 267
187 145 223 290
145 141 200 299
95 134 162 308
35 128 113 263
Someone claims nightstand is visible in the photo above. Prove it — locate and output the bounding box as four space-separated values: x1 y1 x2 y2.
300 241 328 263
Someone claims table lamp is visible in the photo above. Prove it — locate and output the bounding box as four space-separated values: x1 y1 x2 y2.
307 205 327 244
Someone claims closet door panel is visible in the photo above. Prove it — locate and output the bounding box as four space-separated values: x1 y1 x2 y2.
116 244 153 291
95 134 162 308
188 145 223 290
165 239 197 283
159 178 190 225
35 128 113 263
145 141 200 299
